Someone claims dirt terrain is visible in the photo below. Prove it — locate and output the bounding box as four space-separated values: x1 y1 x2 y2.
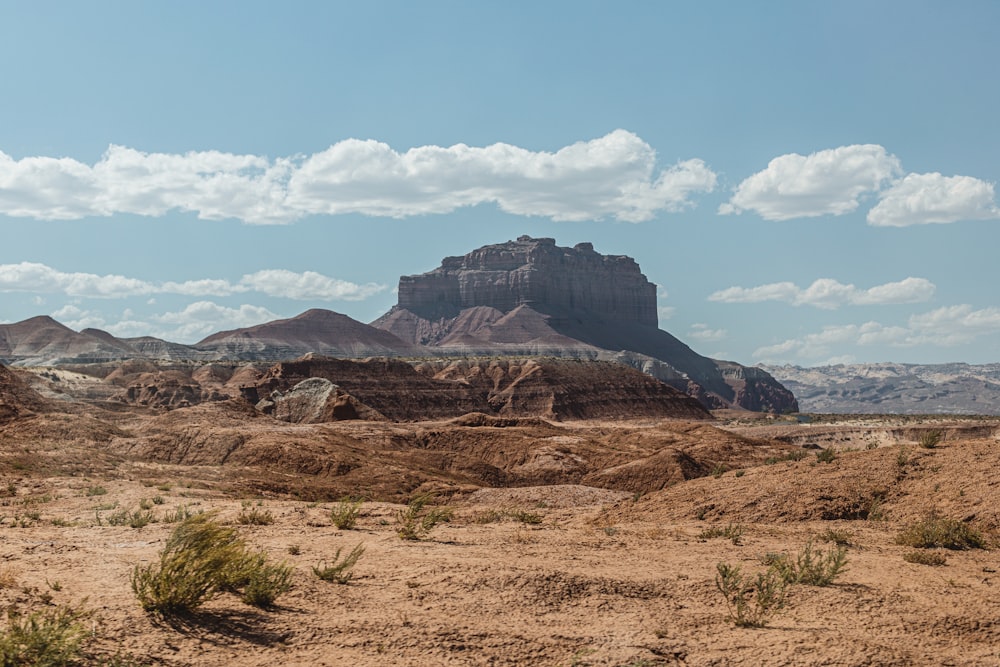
1 363 999 665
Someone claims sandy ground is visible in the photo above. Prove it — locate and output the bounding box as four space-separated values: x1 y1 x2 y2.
2 464 999 666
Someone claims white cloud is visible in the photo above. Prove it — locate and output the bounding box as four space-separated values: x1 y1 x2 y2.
752 304 1000 362
689 323 727 341
0 262 157 298
0 262 384 301
719 144 902 220
867 172 1000 227
0 131 716 224
239 270 384 301
709 277 934 309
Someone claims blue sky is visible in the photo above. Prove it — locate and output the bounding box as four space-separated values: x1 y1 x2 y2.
1 1 999 366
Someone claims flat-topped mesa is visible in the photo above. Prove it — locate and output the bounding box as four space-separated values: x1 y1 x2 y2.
397 236 659 326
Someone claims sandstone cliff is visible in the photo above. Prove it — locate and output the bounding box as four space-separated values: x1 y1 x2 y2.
397 236 658 326
374 236 798 413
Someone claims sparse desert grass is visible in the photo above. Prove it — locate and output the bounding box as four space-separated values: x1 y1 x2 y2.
715 562 786 628
0 604 89 666
473 507 543 525
85 485 107 497
817 528 853 546
330 497 363 530
896 516 984 550
903 550 948 566
0 567 16 589
764 449 808 465
103 508 155 529
312 544 365 584
131 513 291 614
395 493 453 540
237 502 275 526
698 523 743 546
161 505 197 524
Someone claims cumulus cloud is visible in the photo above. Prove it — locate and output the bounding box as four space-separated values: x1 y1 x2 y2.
719 144 902 220
709 277 935 309
239 270 384 301
867 172 1000 226
0 262 385 301
0 131 716 224
752 304 1000 362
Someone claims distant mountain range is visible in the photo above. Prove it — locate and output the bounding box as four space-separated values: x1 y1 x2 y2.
761 362 1000 415
0 236 799 412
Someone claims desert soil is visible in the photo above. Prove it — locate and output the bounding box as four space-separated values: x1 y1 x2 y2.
2 420 999 667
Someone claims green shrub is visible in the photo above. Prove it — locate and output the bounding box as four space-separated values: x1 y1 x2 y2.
715 562 786 628
0 604 89 666
815 448 837 463
896 516 984 550
770 540 848 586
330 498 362 530
918 430 942 449
85 486 107 497
131 513 291 614
231 554 293 608
312 544 366 584
903 550 947 566
395 494 453 541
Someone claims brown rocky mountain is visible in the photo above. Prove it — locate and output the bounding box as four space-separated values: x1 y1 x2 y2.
196 308 420 360
762 362 1000 415
373 236 797 412
0 316 134 366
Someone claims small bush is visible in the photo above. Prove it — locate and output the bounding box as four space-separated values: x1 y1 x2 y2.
234 555 293 608
330 498 363 530
711 464 727 478
918 430 942 449
770 540 848 586
131 513 290 614
715 562 786 628
0 604 89 666
903 550 947 566
896 516 984 550
85 486 107 497
698 523 744 546
312 544 366 584
395 494 453 541
815 448 837 463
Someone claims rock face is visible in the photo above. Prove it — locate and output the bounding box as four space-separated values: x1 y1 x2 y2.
398 236 658 326
0 362 47 422
241 355 711 422
257 378 387 423
375 236 798 413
